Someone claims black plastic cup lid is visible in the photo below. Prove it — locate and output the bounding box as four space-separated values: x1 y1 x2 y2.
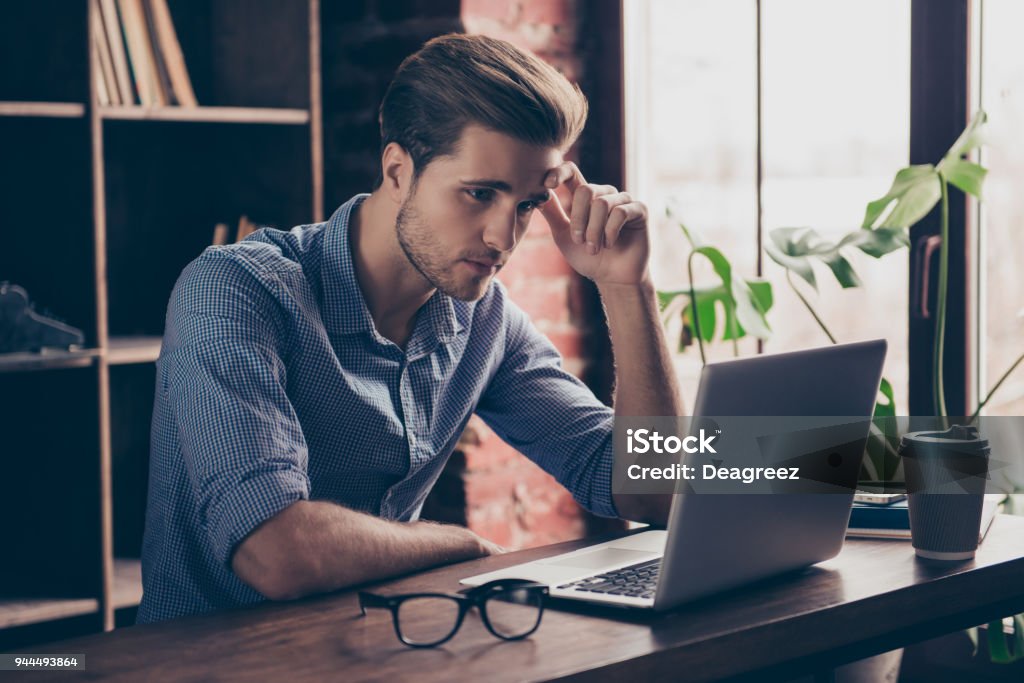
899 424 990 455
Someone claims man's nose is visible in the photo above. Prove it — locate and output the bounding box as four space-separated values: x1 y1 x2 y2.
482 209 519 253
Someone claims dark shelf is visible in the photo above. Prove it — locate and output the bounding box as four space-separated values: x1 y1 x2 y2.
0 597 99 630
108 336 163 365
0 101 86 118
104 121 313 337
0 1 87 103
110 364 155 559
0 348 100 374
100 105 309 125
0 115 97 343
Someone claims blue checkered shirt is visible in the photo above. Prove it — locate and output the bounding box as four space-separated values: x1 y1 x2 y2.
138 194 617 624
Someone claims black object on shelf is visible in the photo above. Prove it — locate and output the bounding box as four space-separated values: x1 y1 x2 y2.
0 281 85 353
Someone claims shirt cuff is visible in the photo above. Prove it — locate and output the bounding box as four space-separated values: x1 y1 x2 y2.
205 467 310 567
587 436 621 519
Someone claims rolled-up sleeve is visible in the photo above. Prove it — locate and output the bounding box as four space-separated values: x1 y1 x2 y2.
475 300 619 519
164 250 311 567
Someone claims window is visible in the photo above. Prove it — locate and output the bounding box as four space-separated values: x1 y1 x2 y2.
976 0 1024 416
624 0 911 411
623 0 758 404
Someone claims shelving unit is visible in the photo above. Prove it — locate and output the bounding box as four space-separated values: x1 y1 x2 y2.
0 102 87 118
99 105 310 124
107 336 163 366
0 598 101 631
0 0 322 647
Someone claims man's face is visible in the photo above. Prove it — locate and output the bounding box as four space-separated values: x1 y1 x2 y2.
395 125 563 301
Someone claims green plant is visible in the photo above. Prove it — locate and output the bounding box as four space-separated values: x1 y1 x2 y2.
659 110 1024 662
656 215 773 365
659 212 909 480
772 110 1024 663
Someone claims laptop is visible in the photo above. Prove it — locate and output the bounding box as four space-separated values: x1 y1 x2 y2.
460 339 887 611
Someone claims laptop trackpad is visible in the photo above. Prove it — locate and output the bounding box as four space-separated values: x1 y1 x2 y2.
543 547 657 569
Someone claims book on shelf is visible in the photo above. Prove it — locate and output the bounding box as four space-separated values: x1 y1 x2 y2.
211 223 229 246
142 0 175 106
846 493 1006 541
148 0 198 107
92 16 120 106
92 38 111 106
210 217 258 246
117 0 162 106
98 0 134 104
235 215 256 242
92 0 196 108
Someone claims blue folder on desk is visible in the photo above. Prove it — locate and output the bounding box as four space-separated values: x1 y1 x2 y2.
847 493 1005 540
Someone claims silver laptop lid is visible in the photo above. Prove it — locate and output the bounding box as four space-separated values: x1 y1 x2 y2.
654 339 887 610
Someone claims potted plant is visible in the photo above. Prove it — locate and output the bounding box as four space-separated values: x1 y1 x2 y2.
658 110 1024 664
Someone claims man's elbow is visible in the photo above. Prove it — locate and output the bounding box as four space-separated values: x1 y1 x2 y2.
231 532 317 601
612 492 672 527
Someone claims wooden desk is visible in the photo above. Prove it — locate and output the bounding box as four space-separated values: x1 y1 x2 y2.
19 515 1024 682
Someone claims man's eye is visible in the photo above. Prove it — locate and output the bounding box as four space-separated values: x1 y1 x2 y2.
466 188 495 202
517 193 549 214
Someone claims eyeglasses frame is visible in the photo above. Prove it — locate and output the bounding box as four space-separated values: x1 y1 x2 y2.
358 578 550 648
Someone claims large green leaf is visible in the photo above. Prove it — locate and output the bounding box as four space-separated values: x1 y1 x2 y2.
1014 614 1024 663
690 284 726 343
819 251 861 288
660 284 726 345
874 377 896 419
765 228 819 290
729 277 772 339
942 158 988 199
660 277 773 347
662 208 773 347
937 111 989 202
839 226 910 258
862 164 941 230
943 110 987 161
690 245 772 339
766 227 865 291
865 378 901 481
988 618 1014 663
764 241 817 290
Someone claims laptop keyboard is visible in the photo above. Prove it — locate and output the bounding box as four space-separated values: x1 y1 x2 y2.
556 558 661 600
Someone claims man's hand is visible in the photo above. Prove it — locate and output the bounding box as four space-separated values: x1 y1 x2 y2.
538 161 650 286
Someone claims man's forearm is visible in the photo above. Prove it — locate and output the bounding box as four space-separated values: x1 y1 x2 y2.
599 279 683 417
232 500 497 600
599 279 683 525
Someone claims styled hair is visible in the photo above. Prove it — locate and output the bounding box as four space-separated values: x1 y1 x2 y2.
375 33 588 187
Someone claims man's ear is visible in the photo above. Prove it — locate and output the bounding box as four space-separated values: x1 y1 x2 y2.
380 142 414 203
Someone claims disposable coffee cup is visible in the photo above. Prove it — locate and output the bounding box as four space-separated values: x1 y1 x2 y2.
899 424 990 561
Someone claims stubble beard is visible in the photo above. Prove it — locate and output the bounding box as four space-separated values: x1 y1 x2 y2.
395 194 493 302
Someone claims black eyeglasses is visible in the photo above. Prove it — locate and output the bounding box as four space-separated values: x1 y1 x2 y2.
358 579 549 648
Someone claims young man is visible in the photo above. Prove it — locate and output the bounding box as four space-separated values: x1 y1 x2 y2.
138 33 680 624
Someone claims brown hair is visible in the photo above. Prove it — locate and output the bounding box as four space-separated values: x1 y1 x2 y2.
375 33 588 188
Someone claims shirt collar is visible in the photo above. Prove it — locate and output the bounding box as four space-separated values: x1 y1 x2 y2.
321 194 463 346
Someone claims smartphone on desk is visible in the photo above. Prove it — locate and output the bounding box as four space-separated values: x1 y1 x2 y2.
854 481 907 505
